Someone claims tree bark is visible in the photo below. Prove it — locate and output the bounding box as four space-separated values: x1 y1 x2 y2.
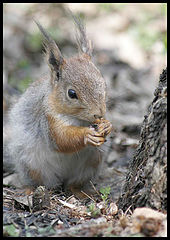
118 68 167 212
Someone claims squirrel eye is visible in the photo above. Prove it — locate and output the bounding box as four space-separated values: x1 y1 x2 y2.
68 89 78 99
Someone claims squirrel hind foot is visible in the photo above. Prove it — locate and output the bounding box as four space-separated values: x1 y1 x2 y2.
68 183 97 199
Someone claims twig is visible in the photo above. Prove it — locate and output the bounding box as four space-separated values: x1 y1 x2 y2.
80 190 95 202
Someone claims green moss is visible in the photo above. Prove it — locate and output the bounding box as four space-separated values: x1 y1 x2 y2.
163 32 167 52
17 59 30 69
161 3 167 16
38 225 56 235
3 224 19 237
9 76 33 93
26 26 63 52
98 3 126 12
18 76 33 92
26 32 42 52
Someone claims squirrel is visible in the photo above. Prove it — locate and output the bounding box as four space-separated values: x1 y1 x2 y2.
6 14 112 197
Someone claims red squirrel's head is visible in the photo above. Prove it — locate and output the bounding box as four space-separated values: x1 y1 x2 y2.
35 14 106 123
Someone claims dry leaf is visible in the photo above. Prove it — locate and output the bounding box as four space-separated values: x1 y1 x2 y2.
106 202 118 216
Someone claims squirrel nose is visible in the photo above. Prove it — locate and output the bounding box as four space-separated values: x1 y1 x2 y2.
94 114 102 119
94 106 106 120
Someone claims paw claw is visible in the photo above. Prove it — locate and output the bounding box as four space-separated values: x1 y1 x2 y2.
85 119 112 147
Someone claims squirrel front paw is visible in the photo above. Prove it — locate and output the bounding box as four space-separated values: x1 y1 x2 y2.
93 118 113 137
84 119 112 147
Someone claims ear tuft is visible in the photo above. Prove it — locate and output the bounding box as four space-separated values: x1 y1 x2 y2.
67 10 93 58
34 19 64 81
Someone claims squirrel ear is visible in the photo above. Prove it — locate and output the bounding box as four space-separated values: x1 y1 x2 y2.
34 20 64 82
69 11 93 58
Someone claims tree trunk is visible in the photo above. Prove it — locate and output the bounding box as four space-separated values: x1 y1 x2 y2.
118 68 167 212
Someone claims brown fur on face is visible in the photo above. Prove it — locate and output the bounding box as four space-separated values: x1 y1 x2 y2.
48 87 84 116
48 55 106 123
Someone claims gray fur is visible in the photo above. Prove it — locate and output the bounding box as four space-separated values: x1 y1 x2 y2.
5 16 107 190
7 75 102 189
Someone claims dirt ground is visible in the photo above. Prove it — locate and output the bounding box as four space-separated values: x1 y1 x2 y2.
3 3 167 237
